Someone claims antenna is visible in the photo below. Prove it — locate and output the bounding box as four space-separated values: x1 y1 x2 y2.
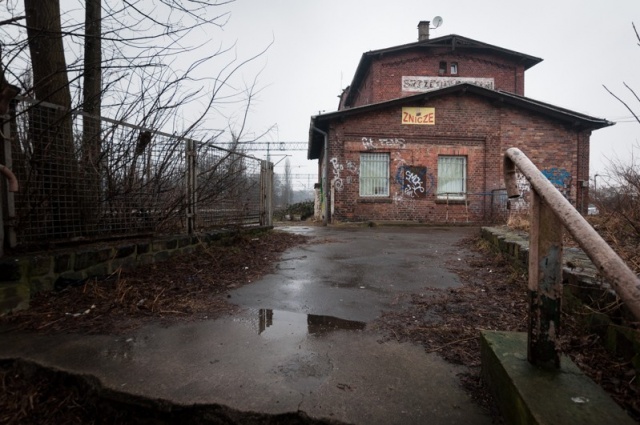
432 16 443 29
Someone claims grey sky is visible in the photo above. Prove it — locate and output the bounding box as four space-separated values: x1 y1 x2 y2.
223 0 640 182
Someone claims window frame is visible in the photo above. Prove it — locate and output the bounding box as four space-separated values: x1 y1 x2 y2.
450 62 458 75
359 152 390 197
438 61 447 75
436 155 467 200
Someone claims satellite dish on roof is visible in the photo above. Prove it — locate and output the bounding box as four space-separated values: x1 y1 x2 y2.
432 16 443 28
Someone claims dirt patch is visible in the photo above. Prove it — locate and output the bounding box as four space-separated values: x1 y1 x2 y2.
0 360 342 425
374 236 639 423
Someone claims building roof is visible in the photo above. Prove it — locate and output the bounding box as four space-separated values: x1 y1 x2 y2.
343 34 543 108
308 83 614 159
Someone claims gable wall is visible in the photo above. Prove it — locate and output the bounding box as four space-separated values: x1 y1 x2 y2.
348 48 526 108
326 93 587 224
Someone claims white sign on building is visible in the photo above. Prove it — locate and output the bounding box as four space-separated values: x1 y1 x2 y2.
402 76 495 92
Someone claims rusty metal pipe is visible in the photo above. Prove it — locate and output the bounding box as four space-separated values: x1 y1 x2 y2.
0 163 19 192
504 147 640 322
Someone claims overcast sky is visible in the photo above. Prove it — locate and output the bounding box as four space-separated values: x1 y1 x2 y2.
220 0 640 182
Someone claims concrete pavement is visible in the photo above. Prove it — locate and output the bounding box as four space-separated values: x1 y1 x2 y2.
0 225 493 424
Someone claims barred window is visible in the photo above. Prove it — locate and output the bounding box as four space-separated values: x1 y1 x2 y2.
437 156 467 200
360 153 389 197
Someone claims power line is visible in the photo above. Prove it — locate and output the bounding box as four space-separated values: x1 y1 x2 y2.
229 141 309 151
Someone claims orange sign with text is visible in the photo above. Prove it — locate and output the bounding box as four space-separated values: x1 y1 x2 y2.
401 107 435 125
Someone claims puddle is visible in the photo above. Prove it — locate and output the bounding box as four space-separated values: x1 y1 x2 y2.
257 309 365 338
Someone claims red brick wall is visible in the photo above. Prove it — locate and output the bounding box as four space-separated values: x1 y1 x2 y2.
326 93 586 223
348 48 526 108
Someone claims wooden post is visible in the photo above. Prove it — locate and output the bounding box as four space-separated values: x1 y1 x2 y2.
527 191 563 368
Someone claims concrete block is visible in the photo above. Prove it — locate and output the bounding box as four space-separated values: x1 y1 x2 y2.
110 257 136 273
605 325 640 362
0 282 30 313
153 251 170 262
138 253 154 266
176 236 191 248
152 239 176 251
137 242 150 254
0 257 23 281
116 244 136 258
480 331 635 425
54 253 72 273
30 276 55 294
74 248 113 271
85 263 109 279
29 256 53 276
55 272 86 290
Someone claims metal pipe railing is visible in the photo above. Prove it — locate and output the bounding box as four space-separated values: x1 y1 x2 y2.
504 147 640 368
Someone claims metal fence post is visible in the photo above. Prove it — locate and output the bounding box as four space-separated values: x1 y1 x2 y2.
185 139 196 234
260 160 274 227
1 115 17 254
260 160 266 226
528 191 563 368
267 161 273 226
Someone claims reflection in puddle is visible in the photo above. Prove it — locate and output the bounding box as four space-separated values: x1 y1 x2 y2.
257 309 365 338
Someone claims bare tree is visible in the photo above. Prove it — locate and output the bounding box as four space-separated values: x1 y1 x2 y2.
24 0 80 237
0 0 273 243
603 23 640 126
598 22 640 271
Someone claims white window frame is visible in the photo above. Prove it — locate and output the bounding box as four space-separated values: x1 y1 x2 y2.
359 153 389 197
437 156 467 200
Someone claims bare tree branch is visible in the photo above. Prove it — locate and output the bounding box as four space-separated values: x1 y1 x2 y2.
603 84 640 125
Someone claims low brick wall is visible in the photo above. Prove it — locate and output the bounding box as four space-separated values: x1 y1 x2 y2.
481 226 640 383
0 227 271 314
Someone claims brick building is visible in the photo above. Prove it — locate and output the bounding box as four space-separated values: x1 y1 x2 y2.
307 22 613 224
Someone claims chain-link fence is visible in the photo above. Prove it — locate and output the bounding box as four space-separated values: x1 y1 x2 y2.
0 98 272 252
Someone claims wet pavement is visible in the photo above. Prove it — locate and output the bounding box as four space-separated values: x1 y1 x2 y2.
0 225 493 424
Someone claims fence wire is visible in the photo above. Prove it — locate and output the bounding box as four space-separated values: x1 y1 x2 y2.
1 98 271 249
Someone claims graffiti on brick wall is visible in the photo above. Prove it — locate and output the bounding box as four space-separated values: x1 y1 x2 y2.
509 172 530 211
345 160 358 175
395 166 434 198
542 168 571 198
362 137 406 150
330 157 344 191
393 151 407 167
329 158 360 191
509 168 572 211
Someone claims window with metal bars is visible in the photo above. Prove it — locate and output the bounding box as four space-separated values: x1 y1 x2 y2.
359 153 389 197
437 156 467 200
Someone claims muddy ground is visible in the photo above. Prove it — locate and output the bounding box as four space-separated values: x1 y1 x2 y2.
1 227 638 424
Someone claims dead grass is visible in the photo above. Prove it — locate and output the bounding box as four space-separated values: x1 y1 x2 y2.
375 236 640 423
506 211 530 232
0 230 310 335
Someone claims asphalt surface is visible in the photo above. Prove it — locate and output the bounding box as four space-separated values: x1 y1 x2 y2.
0 225 493 424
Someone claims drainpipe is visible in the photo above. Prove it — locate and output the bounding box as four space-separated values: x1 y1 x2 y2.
312 126 329 226
0 163 18 257
0 164 19 192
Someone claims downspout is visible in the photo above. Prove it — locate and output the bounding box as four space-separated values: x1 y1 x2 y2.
312 126 329 226
0 164 18 192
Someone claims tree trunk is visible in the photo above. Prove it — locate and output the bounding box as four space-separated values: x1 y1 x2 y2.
81 0 103 235
24 0 80 239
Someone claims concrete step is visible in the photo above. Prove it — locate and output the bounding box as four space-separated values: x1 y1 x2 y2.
480 331 636 425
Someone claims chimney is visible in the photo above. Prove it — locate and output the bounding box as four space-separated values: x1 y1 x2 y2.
418 21 430 41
